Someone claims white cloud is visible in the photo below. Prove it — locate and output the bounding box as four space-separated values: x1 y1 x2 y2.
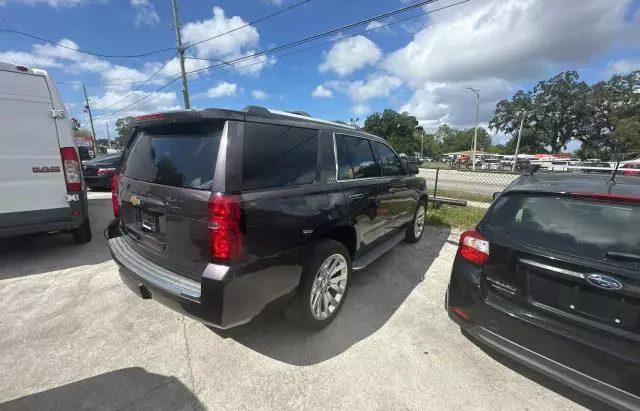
0 50 61 68
251 89 269 100
325 74 402 104
384 0 632 87
311 85 333 98
131 0 160 28
268 0 283 5
203 81 238 98
182 7 259 59
352 104 370 116
318 35 382 77
1 0 95 6
384 0 636 130
606 59 640 76
365 20 393 34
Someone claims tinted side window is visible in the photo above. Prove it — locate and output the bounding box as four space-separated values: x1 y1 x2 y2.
335 135 354 180
373 142 403 176
339 135 381 179
242 123 318 191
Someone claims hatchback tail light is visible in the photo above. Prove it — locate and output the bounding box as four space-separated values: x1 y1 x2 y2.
60 147 82 192
111 174 119 217
458 230 490 265
208 194 243 263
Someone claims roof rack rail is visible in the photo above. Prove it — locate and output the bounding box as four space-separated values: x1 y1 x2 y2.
243 105 270 115
286 110 311 117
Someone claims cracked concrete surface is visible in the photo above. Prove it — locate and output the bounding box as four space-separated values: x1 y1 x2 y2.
0 197 594 410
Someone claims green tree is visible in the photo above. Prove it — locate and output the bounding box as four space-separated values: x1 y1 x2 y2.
363 109 419 141
115 116 135 147
504 129 548 154
491 71 590 154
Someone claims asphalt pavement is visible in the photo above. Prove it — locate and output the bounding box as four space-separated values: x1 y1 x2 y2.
0 197 598 410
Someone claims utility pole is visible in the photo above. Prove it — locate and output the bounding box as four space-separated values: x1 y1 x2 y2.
105 122 112 150
420 130 424 158
467 87 480 171
512 111 526 171
171 0 190 109
82 84 98 157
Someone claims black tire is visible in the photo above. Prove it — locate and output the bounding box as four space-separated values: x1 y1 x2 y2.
72 218 92 243
284 239 351 330
405 200 427 243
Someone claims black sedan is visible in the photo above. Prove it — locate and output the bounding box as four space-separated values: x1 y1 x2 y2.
82 153 121 190
447 173 640 410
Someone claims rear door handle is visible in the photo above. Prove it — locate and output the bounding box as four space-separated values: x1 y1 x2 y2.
349 193 364 200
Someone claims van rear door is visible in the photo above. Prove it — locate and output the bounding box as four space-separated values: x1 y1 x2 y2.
0 67 68 214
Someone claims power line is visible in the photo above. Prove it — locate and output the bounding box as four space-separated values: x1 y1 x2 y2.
183 0 439 76
0 28 177 58
96 52 179 112
99 0 469 118
188 0 470 81
184 0 312 50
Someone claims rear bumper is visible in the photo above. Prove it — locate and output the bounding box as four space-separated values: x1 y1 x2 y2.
0 191 88 239
84 175 112 188
107 220 302 328
447 257 640 410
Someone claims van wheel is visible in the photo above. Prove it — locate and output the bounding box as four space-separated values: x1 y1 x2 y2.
284 239 351 330
405 200 426 243
72 218 92 243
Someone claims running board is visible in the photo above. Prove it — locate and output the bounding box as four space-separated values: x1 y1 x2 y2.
352 232 404 271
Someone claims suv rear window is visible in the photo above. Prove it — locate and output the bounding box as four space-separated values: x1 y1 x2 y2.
487 194 640 261
123 121 224 190
242 122 318 191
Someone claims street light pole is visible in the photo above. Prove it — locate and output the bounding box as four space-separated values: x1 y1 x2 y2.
467 87 480 171
105 122 112 150
171 0 190 109
82 84 98 157
512 111 526 171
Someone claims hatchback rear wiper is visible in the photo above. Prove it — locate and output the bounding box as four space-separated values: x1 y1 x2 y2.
605 251 640 262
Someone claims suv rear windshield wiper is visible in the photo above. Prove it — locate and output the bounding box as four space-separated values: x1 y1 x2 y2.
605 251 640 262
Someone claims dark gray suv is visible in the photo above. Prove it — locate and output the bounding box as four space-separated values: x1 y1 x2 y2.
107 107 427 329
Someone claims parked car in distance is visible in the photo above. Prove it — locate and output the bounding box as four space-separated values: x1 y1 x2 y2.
107 107 428 330
480 159 502 171
0 62 91 243
447 173 640 409
620 163 640 176
551 160 570 172
83 153 122 190
582 161 612 174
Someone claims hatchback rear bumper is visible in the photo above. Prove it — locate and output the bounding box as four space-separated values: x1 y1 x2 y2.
107 220 303 328
447 258 640 410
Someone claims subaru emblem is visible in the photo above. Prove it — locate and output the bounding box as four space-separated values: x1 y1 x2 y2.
586 274 623 290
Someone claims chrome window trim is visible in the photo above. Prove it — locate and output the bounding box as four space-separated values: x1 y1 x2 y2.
519 258 585 279
332 131 401 183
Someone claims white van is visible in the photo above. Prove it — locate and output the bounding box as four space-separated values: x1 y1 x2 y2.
0 62 91 242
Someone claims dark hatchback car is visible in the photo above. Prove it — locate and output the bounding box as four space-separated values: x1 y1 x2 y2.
447 173 640 409
107 107 427 330
83 153 122 189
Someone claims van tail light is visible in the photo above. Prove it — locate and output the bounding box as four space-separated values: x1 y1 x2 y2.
111 174 120 217
60 147 82 192
208 194 243 263
458 230 490 265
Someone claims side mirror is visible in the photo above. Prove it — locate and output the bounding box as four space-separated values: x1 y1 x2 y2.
407 164 419 174
493 192 501 200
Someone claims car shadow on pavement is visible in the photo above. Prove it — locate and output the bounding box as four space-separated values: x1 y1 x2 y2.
461 331 617 411
0 367 203 411
0 199 114 280
213 225 452 366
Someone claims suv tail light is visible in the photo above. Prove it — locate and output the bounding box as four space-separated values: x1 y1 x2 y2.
111 174 120 217
208 194 243 263
60 147 82 192
458 230 490 265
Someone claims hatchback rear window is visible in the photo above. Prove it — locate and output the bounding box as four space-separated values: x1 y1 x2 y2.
123 121 224 190
487 194 640 261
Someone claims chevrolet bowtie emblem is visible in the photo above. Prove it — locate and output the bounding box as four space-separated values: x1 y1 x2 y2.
129 195 141 207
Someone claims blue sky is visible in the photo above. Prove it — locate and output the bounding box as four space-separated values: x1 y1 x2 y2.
1 0 639 148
